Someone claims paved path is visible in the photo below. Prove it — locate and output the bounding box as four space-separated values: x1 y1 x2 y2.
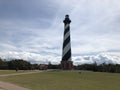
0 71 42 90
0 81 30 90
0 71 41 77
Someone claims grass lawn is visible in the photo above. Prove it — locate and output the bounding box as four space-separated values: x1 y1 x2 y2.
0 70 120 90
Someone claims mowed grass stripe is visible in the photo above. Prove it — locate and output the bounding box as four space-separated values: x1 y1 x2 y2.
0 71 120 90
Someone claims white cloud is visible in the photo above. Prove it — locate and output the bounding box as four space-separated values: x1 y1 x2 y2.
0 0 120 64
0 51 120 66
73 52 120 65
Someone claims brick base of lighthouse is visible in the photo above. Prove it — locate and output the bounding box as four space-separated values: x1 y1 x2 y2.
61 61 73 70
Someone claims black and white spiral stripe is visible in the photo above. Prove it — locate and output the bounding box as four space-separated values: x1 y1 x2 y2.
62 23 71 61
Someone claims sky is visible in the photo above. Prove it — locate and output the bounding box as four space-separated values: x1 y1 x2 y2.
0 0 120 65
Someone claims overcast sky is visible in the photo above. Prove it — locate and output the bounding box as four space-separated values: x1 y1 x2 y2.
0 0 120 65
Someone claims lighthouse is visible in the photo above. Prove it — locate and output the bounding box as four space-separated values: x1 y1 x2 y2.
61 15 73 70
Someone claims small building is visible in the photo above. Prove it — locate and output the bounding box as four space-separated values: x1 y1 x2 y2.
39 64 47 70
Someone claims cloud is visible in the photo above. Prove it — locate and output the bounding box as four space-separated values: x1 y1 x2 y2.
0 0 58 20
73 52 120 65
0 0 120 64
0 51 120 65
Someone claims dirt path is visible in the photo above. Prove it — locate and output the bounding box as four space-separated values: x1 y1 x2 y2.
0 71 43 90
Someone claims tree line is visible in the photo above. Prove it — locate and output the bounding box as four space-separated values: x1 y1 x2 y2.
0 58 60 70
0 57 120 73
47 62 120 73
74 63 120 73
0 58 31 70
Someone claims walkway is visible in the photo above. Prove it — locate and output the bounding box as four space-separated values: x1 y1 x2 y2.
0 71 42 90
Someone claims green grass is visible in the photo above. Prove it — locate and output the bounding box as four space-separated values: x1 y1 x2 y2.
0 70 19 75
0 71 120 90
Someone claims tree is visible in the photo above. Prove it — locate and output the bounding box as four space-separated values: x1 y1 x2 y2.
8 59 31 70
0 58 8 69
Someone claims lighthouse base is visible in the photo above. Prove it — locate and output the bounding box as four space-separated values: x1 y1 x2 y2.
61 61 73 70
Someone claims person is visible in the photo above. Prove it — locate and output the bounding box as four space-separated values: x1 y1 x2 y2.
16 68 18 72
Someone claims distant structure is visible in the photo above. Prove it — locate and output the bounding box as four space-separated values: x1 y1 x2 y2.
61 15 73 70
39 64 47 70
